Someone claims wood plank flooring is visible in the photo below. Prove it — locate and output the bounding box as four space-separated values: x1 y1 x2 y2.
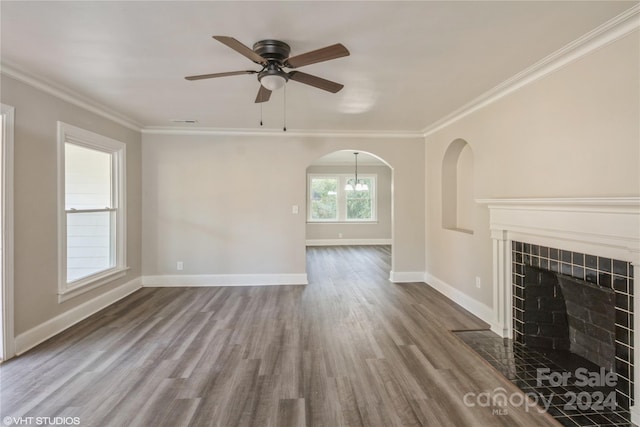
0 246 560 426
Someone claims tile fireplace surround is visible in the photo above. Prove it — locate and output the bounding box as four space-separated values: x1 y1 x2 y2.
479 197 640 422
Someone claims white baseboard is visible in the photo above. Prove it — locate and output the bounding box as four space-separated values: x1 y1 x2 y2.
389 271 425 283
306 238 391 246
423 272 494 326
142 273 308 287
14 277 142 356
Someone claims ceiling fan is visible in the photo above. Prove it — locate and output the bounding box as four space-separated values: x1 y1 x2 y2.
185 36 350 103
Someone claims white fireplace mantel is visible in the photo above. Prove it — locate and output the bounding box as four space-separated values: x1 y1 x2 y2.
478 196 640 420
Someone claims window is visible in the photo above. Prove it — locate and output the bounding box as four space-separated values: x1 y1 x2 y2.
308 174 376 222
57 122 126 302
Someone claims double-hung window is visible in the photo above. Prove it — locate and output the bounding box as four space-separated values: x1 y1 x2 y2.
308 174 376 222
57 122 126 302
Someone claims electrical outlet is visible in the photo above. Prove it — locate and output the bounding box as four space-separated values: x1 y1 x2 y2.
475 276 481 288
177 261 183 271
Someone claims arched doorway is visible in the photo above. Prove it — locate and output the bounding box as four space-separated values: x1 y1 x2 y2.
304 150 394 277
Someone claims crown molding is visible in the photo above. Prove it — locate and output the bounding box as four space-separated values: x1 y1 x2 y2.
422 4 640 137
0 61 143 132
141 126 423 139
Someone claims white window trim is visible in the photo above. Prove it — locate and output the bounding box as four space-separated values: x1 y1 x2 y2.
57 122 127 303
307 173 377 223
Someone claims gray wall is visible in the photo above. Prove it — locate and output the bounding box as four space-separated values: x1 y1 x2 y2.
306 164 392 242
142 134 424 277
1 75 142 336
424 31 639 308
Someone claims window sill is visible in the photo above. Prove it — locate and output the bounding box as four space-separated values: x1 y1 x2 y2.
444 227 474 235
58 266 130 303
307 221 379 225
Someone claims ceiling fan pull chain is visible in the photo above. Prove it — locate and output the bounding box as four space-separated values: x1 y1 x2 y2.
260 101 263 126
283 84 287 132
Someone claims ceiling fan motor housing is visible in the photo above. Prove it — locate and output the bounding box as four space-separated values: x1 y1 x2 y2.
252 40 291 64
254 40 291 89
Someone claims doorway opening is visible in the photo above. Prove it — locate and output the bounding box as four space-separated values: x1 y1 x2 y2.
304 150 393 279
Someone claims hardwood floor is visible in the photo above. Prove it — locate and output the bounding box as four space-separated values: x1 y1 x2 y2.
0 246 559 426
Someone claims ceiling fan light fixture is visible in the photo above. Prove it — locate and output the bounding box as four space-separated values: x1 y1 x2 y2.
260 74 287 91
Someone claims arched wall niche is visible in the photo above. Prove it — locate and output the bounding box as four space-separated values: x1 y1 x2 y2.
442 138 474 234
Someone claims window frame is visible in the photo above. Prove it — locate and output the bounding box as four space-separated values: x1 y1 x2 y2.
307 173 377 223
57 122 127 302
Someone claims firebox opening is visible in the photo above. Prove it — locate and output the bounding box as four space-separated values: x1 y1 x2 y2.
523 265 616 372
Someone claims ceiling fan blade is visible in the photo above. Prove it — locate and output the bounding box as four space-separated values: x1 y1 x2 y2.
213 36 267 65
255 85 272 103
288 71 344 93
285 43 350 68
185 70 258 81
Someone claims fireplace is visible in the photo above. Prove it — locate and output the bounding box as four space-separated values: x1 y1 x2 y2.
480 197 640 421
512 242 633 408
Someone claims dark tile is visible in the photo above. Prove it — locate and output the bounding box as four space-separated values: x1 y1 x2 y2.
572 266 584 280
615 359 630 378
599 272 612 288
585 254 598 269
553 416 580 426
613 259 628 277
531 256 540 268
615 308 629 328
514 241 521 251
616 342 630 360
573 253 584 266
616 293 629 311
561 250 572 264
561 263 572 276
550 260 559 273
617 393 630 410
514 286 524 299
613 276 629 293
540 258 549 270
616 325 630 345
599 257 612 273
587 413 615 425
606 412 630 423
617 376 630 396
550 248 559 260
539 246 549 258
524 243 531 254
531 245 539 256
585 269 598 284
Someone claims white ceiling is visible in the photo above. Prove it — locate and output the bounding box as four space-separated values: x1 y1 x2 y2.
1 1 635 133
